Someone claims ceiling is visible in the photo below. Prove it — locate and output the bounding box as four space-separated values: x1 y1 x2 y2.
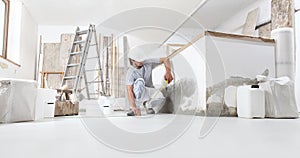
191 0 259 29
22 0 202 25
22 0 259 29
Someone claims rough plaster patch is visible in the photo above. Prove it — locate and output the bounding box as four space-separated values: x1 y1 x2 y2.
259 23 272 38
271 0 294 29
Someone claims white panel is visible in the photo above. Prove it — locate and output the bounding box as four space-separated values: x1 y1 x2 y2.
206 36 276 85
171 37 206 108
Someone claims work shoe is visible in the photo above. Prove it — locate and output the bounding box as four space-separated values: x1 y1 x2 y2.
143 101 155 114
127 109 141 116
127 110 135 116
146 108 155 114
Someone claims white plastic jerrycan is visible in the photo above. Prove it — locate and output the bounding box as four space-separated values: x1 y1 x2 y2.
237 85 265 118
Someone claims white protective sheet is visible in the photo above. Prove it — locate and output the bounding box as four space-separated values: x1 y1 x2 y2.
0 78 37 123
258 77 299 118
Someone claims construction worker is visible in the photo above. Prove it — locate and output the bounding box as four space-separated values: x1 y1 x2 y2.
126 46 173 116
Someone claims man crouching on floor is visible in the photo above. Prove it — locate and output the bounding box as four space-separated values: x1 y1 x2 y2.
126 46 173 116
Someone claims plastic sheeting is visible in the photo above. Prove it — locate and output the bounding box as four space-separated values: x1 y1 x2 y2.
0 78 37 123
271 28 295 80
258 76 298 118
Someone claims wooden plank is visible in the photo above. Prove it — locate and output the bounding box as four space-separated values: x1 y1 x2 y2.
205 31 275 43
167 32 205 59
114 46 119 97
242 8 260 36
105 36 111 96
167 44 185 56
111 34 116 97
36 35 43 81
98 34 101 96
40 71 64 89
41 72 45 88
167 44 186 47
43 43 61 71
159 0 209 46
2 0 10 58
41 71 64 74
123 36 129 99
167 30 275 59
60 34 74 71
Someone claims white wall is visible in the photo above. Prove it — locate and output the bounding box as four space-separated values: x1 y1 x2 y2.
18 2 38 79
38 25 87 43
0 58 19 78
0 1 5 54
0 0 38 80
215 0 271 34
295 11 300 111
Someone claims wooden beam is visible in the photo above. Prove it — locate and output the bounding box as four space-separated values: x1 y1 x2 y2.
98 33 101 96
2 0 10 58
205 31 275 43
36 35 43 81
167 44 185 56
40 71 64 88
167 32 205 59
167 31 275 59
159 0 209 47
114 46 119 97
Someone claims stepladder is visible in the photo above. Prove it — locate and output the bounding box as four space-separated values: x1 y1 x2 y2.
61 24 105 100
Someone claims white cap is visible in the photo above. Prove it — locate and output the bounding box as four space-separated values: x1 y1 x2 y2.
128 44 167 62
128 46 146 62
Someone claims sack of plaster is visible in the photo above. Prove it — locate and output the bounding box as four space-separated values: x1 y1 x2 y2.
258 76 298 118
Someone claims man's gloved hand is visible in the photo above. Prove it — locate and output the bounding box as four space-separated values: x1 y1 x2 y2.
132 107 141 116
164 71 173 83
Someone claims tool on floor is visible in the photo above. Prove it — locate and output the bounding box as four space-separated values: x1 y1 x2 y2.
61 24 105 100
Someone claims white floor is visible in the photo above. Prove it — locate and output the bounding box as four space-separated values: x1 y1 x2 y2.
0 114 300 158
